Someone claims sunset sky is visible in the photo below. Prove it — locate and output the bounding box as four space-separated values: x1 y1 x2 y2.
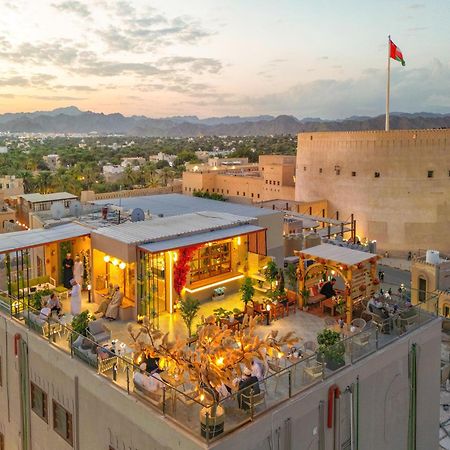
0 0 449 118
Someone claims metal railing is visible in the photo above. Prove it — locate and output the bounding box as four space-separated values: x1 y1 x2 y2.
0 291 439 444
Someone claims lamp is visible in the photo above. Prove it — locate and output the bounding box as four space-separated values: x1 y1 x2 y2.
119 262 126 270
266 304 271 325
112 259 119 266
103 255 110 263
87 284 92 303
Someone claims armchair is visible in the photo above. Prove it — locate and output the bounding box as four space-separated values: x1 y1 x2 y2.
86 320 111 344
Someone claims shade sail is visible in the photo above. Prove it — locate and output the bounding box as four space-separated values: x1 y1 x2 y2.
0 223 91 254
138 224 264 253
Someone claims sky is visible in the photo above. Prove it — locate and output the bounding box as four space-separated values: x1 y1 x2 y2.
0 0 449 118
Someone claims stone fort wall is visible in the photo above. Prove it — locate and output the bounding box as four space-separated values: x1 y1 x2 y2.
295 129 450 255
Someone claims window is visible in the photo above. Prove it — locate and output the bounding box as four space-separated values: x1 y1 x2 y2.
0 432 3 450
226 190 229 194
243 192 245 196
189 242 232 283
352 171 356 177
251 193 254 198
427 170 434 178
374 172 380 178
236 191 239 195
53 400 73 446
31 382 48 422
277 181 280 185
303 166 306 171
212 188 215 193
448 170 450 177
319 168 322 173
418 277 427 302
257 194 260 198
335 169 340 175
265 180 268 184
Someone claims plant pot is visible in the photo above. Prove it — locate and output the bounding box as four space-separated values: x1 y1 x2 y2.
325 357 345 371
200 405 224 438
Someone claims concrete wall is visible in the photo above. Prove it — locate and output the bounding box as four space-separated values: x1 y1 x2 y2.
0 317 204 450
295 129 450 255
211 320 441 450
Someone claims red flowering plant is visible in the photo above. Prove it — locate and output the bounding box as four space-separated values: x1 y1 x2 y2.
173 245 201 301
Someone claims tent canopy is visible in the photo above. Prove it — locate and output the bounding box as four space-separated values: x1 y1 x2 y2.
297 243 378 266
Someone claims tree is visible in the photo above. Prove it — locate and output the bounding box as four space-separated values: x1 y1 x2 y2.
264 260 278 290
179 296 200 338
285 263 298 292
36 171 54 193
155 160 170 169
128 316 298 416
239 277 255 306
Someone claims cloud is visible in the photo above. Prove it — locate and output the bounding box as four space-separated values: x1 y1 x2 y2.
0 73 56 87
0 75 29 86
407 3 425 9
27 95 87 101
407 26 428 32
52 84 98 91
0 93 15 98
239 59 450 118
158 56 222 74
52 1 90 18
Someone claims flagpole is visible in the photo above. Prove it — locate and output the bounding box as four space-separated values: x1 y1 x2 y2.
385 35 391 131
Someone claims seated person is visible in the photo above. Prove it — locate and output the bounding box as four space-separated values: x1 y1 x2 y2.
133 362 149 387
237 367 261 410
144 369 164 392
144 352 160 373
46 293 62 316
251 359 265 382
368 294 389 319
320 278 336 299
105 285 123 321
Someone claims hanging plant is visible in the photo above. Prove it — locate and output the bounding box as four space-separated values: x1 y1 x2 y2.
359 284 366 291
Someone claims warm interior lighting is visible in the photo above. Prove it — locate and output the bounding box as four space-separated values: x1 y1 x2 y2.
112 259 119 266
172 251 178 262
200 394 205 402
103 255 110 263
215 357 224 366
331 270 336 275
184 274 244 293
237 236 241 245
277 351 283 359
266 304 271 311
169 252 174 313
119 262 126 270
87 284 91 291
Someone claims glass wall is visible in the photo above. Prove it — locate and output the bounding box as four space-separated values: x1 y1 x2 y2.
137 251 167 323
190 242 231 283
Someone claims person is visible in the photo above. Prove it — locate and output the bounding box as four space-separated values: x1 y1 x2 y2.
144 351 160 373
237 367 260 410
144 369 164 392
62 253 74 289
73 255 84 286
70 278 82 315
251 360 265 382
320 278 336 299
105 284 123 321
46 293 62 316
94 284 114 317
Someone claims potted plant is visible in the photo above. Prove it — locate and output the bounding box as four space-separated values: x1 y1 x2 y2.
300 288 310 311
316 328 345 371
239 277 255 307
264 260 278 290
30 288 53 311
70 310 92 342
179 296 200 338
212 286 226 301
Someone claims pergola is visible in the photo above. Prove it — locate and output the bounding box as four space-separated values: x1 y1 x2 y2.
295 243 380 323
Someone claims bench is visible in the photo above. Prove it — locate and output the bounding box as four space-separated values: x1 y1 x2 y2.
119 298 134 321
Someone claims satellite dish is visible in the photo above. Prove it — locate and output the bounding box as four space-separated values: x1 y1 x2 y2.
50 203 65 220
130 208 145 222
69 200 82 217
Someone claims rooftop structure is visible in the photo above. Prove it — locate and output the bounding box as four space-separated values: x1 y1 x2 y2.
0 175 24 198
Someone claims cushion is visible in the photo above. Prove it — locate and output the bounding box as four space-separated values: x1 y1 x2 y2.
88 320 103 335
81 338 92 350
311 286 319 296
73 335 84 348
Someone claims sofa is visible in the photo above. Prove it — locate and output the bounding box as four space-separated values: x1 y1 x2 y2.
24 311 61 338
133 374 165 407
71 336 116 373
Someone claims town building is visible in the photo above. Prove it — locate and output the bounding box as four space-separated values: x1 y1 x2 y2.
148 152 176 165
43 154 61 171
16 192 79 227
0 192 16 233
183 155 296 203
295 129 450 255
0 175 24 198
121 157 146 167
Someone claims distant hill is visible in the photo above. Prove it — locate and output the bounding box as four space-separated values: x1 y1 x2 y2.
0 106 448 136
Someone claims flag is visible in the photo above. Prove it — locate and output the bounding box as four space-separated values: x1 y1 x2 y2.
389 39 405 66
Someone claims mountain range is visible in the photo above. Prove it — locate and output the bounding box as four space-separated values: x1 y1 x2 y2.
0 106 448 136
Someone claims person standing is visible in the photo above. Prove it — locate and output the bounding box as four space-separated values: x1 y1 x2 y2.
70 279 82 315
62 253 74 289
73 255 84 287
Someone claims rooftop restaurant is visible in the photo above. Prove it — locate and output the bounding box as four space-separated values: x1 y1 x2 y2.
0 210 440 443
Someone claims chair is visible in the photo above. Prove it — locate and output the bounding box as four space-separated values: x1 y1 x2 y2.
303 361 324 383
267 360 284 392
351 331 371 354
240 390 266 416
302 341 317 357
87 320 111 344
351 318 367 330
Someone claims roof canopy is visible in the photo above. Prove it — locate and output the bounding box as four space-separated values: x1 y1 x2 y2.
297 243 378 266
139 224 263 253
20 192 77 203
92 211 257 245
0 223 91 254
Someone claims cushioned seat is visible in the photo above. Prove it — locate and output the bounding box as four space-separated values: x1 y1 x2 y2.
87 320 111 344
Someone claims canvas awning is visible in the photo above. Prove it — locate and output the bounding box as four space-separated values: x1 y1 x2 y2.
0 223 91 254
138 224 264 253
297 243 378 266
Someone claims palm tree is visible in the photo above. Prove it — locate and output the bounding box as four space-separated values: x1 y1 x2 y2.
36 171 54 194
16 170 35 193
159 167 175 186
